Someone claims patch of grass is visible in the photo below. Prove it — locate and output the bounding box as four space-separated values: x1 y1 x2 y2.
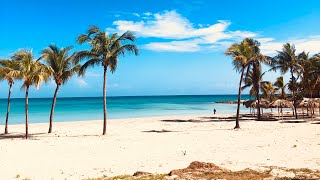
83 166 320 180
186 169 271 180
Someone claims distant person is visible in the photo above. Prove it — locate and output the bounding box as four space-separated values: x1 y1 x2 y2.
213 109 216 115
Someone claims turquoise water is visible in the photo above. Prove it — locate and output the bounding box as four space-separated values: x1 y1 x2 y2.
0 95 252 125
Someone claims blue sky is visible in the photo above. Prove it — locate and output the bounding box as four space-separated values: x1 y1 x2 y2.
0 0 320 98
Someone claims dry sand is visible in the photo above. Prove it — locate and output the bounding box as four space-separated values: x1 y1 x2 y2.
0 114 320 180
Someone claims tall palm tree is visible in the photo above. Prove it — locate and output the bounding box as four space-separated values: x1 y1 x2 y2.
273 76 286 99
41 45 80 133
273 43 303 119
310 54 320 97
242 63 263 115
241 39 266 121
0 60 21 134
75 26 139 135
12 50 52 139
225 38 256 128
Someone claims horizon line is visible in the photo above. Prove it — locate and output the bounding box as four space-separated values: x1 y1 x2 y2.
0 94 252 100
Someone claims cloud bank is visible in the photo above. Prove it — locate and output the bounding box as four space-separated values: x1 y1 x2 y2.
109 10 320 55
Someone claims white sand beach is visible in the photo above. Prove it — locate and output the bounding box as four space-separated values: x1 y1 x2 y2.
1 114 320 180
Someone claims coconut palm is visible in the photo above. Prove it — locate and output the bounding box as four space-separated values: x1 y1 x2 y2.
0 60 22 134
242 63 263 119
261 81 276 103
242 39 267 121
12 50 52 139
225 38 257 128
75 26 138 135
41 45 80 133
272 43 303 119
273 76 286 99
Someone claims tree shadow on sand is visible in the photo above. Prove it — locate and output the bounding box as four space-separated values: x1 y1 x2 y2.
0 132 47 140
142 129 178 133
0 132 102 139
280 120 308 123
161 119 210 123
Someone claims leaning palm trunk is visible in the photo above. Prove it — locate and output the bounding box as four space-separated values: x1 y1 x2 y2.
25 85 30 139
4 83 13 134
102 66 107 135
256 88 261 121
48 85 60 133
290 70 298 119
235 67 245 129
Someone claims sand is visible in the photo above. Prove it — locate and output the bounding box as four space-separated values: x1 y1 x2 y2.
0 114 320 180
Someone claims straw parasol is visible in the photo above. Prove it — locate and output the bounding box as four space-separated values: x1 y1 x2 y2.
297 98 320 119
269 99 293 119
243 100 256 116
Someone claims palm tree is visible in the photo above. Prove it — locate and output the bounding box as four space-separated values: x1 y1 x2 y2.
75 26 139 135
274 76 286 99
41 45 80 133
0 60 21 134
12 50 52 139
242 63 263 117
261 81 276 103
225 38 256 128
273 43 303 119
241 39 266 121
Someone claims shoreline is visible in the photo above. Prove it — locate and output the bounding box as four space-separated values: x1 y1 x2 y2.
1 113 320 180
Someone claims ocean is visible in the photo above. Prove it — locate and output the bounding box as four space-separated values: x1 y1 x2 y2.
0 95 253 125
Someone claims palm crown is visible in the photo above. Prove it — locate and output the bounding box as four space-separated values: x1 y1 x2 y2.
75 26 139 74
41 45 80 85
12 50 53 89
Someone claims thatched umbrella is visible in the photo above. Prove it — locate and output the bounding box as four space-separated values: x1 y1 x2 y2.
259 99 270 115
298 98 320 119
316 98 320 116
243 100 256 116
270 99 294 119
243 99 271 117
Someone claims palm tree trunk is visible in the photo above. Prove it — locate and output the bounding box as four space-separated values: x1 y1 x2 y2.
25 85 29 139
291 70 298 119
256 87 261 120
102 66 107 135
235 67 245 129
48 84 60 133
4 83 13 134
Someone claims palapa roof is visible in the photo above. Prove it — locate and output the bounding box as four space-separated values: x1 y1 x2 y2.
297 98 320 108
269 99 294 108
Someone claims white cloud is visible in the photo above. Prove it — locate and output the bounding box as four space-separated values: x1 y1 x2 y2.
144 40 201 52
143 12 152 16
109 83 119 88
109 10 320 53
112 11 251 40
108 10 257 52
260 36 320 55
77 79 88 87
132 13 140 17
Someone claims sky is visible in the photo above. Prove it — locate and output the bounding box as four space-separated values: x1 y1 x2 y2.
0 0 320 98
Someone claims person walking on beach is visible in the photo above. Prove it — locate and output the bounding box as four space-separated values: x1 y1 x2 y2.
213 109 216 114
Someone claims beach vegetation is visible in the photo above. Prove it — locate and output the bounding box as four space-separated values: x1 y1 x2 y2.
41 45 81 133
11 50 53 139
75 26 139 135
0 59 22 134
